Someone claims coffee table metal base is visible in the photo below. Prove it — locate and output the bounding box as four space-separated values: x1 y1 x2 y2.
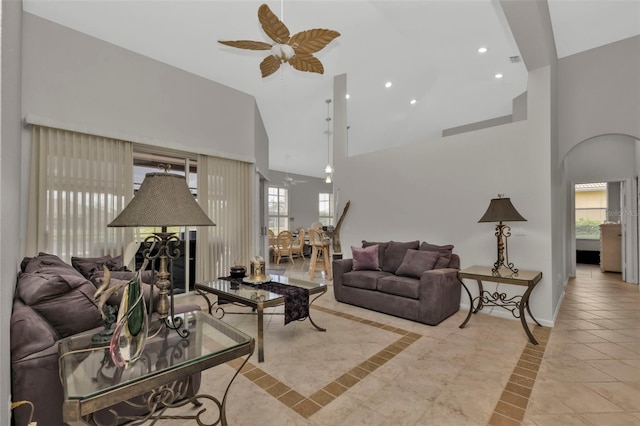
195 278 327 363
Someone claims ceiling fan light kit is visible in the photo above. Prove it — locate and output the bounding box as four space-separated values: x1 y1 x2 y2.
218 3 341 78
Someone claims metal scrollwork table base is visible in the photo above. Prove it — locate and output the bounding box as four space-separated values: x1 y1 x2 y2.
458 265 543 345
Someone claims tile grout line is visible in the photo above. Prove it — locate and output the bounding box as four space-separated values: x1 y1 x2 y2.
227 304 422 419
488 325 551 426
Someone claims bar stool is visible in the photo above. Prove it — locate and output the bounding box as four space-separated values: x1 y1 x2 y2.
308 227 331 280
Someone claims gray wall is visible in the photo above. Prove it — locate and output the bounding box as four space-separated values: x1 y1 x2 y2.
22 13 260 163
557 36 640 161
1 0 24 422
268 170 333 231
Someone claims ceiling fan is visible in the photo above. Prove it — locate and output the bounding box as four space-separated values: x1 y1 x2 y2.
283 173 307 186
218 3 340 78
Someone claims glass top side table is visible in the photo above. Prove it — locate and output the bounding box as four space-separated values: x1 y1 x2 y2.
458 265 543 344
59 310 254 425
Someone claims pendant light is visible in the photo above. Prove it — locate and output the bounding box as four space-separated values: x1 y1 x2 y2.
324 99 334 181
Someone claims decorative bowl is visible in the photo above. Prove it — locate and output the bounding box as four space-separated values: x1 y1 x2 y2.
230 266 247 279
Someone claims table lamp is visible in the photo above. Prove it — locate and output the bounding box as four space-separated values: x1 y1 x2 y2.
478 194 526 274
109 169 215 337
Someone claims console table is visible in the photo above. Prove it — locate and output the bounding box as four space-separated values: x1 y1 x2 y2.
458 265 543 345
59 310 254 425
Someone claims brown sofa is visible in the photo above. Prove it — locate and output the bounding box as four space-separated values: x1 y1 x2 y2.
10 252 200 426
332 240 462 326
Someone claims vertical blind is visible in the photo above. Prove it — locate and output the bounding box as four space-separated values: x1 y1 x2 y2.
26 125 133 260
196 154 253 281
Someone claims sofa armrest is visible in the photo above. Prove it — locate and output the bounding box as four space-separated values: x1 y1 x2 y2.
417 268 462 325
332 258 353 301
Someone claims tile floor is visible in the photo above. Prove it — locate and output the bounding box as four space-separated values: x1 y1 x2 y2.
163 262 639 426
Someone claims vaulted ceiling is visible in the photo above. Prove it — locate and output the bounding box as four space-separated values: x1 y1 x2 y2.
23 1 640 178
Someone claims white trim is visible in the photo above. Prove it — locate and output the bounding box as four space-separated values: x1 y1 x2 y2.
24 114 256 164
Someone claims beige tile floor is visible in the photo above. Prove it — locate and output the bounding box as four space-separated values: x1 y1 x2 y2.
523 264 640 426
163 261 638 426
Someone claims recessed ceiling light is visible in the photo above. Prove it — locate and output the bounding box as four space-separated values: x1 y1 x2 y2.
385 81 392 88
494 73 503 79
345 93 350 99
410 99 417 105
478 47 488 53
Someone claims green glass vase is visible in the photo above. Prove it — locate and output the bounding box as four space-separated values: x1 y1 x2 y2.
109 270 148 367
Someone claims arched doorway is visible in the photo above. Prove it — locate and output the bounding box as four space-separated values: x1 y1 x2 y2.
564 134 639 284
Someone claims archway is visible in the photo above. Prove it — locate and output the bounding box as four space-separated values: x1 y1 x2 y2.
563 134 639 283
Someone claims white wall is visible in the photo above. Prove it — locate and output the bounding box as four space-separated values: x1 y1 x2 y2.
1 0 24 422
565 135 638 183
334 68 555 324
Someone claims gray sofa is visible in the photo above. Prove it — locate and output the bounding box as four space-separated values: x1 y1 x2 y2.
332 240 462 326
10 252 200 426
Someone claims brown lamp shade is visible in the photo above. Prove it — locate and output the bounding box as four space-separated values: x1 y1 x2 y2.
478 197 527 223
108 172 215 227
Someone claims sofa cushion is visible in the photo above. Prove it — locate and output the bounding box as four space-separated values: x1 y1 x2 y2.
352 245 380 271
420 242 455 269
396 249 439 278
376 275 420 300
343 270 392 290
381 240 420 273
71 255 126 282
17 272 103 338
10 299 58 361
23 253 84 278
362 240 389 268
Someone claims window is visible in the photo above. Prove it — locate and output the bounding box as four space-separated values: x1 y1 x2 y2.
319 192 334 226
268 186 289 233
575 182 607 239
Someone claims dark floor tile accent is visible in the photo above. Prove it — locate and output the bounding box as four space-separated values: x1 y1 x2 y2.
489 412 523 426
488 325 550 425
309 389 335 406
265 381 290 398
292 398 322 418
278 389 305 407
323 381 348 397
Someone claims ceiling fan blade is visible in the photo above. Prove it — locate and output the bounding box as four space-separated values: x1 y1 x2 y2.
258 4 290 44
289 29 341 55
218 40 272 50
260 55 281 78
289 54 324 74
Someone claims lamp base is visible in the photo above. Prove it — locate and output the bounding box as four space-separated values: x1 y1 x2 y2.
493 223 519 275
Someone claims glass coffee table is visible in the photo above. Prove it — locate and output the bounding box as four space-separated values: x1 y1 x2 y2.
59 310 253 425
195 275 327 362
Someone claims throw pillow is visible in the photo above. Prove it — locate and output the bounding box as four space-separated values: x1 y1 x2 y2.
381 240 420 273
362 240 389 268
419 242 455 269
396 249 439 278
351 245 380 271
72 255 127 281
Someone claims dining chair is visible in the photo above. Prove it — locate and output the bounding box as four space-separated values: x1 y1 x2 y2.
308 227 331 279
291 228 305 259
268 229 277 261
274 230 294 265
